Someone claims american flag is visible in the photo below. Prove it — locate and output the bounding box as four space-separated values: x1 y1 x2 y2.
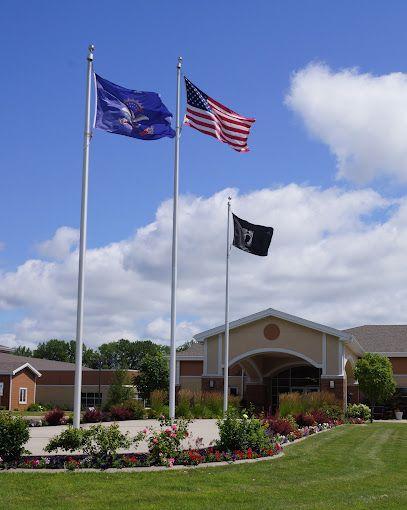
184 77 255 152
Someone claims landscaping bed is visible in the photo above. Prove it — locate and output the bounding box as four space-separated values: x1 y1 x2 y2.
2 420 341 471
0 392 369 472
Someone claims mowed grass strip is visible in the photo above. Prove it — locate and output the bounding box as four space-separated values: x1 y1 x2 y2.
1 423 406 510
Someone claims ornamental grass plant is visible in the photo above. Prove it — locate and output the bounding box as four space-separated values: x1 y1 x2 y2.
278 391 343 419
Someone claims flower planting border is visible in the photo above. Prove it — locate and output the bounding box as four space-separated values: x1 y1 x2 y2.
0 424 340 473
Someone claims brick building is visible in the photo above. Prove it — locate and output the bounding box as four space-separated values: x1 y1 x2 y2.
176 307 407 413
0 346 138 411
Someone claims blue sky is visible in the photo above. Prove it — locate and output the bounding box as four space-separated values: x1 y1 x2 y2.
2 1 407 346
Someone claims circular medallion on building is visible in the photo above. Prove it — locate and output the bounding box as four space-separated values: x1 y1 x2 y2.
264 323 280 340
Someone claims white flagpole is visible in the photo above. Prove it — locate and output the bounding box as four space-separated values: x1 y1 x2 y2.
169 56 182 420
223 196 232 414
73 44 94 429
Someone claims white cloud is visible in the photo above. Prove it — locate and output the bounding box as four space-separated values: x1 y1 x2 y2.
286 63 407 183
0 184 407 348
36 226 79 260
146 317 201 345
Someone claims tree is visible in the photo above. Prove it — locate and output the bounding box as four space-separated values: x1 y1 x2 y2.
135 352 169 401
105 369 134 408
354 353 396 422
97 339 169 370
14 346 32 357
29 339 97 368
33 339 74 362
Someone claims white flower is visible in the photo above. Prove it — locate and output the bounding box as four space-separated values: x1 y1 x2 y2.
242 414 249 419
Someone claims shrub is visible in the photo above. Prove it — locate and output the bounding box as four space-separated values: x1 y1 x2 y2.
310 409 331 424
346 403 371 421
294 413 316 427
122 399 145 420
149 389 168 418
143 415 189 466
265 416 297 436
0 412 30 464
109 406 133 421
82 408 102 423
45 423 133 468
322 404 343 421
45 426 83 453
216 409 271 452
44 408 65 426
27 403 45 412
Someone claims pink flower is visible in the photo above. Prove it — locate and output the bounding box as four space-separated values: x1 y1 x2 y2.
153 438 158 444
143 428 148 434
172 424 177 431
171 433 176 438
168 458 175 468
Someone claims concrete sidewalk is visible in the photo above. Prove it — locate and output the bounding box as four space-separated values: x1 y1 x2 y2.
26 419 220 456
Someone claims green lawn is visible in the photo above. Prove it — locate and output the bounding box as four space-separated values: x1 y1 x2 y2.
1 423 406 510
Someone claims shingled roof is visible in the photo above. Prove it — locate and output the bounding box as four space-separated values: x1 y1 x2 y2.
0 352 95 373
176 342 204 358
344 325 407 353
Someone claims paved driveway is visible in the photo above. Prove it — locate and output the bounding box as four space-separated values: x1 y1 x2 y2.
26 419 220 456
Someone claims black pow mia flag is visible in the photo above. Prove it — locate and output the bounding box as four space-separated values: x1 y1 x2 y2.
232 214 274 256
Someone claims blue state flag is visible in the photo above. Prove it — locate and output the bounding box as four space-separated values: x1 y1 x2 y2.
94 74 175 140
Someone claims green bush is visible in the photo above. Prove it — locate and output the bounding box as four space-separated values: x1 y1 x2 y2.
122 399 145 420
346 403 371 421
27 403 45 412
45 423 133 468
143 416 189 466
0 412 30 464
216 408 271 452
321 404 343 421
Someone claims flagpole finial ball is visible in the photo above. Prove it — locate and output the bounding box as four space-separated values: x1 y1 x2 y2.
88 44 95 52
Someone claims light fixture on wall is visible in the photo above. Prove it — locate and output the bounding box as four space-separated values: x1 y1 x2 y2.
209 380 214 388
329 380 335 389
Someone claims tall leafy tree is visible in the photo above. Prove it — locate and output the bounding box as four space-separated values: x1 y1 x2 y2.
33 339 74 362
135 352 169 400
31 339 97 368
105 369 134 408
97 339 168 370
14 346 33 357
354 353 396 422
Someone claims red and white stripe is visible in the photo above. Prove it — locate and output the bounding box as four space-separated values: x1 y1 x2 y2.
185 97 255 152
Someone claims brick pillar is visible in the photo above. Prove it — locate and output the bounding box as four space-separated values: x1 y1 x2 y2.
202 377 223 392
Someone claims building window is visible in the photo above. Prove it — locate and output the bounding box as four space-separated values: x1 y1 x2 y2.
81 392 102 408
19 387 27 404
229 387 239 396
0 382 4 396
270 366 321 413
